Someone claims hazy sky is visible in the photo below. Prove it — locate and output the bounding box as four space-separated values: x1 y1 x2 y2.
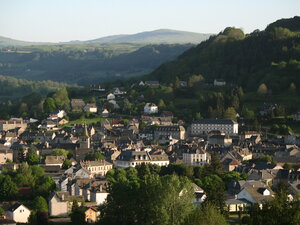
1 0 299 42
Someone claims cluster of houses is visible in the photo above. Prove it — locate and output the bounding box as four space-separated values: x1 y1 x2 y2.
0 86 300 223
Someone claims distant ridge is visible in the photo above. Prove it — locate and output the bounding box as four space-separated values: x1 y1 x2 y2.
0 29 212 47
84 29 212 44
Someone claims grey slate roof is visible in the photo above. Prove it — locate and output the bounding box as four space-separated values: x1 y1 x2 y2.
193 119 237 124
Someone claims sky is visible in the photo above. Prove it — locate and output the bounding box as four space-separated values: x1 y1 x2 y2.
1 0 300 42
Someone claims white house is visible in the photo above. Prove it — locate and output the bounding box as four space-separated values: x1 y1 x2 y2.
144 103 158 114
113 88 126 95
48 110 66 120
236 181 274 207
182 147 209 166
90 184 109 205
107 93 115 100
102 109 109 118
84 104 98 113
7 203 31 223
115 150 169 168
214 79 226 86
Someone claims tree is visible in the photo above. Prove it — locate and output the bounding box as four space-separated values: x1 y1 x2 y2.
174 76 181 89
52 149 69 158
257 83 268 95
100 170 194 225
0 207 4 215
158 99 166 108
70 200 85 225
34 196 48 212
223 107 237 121
183 203 228 225
123 98 132 113
188 74 204 87
52 88 70 111
26 146 40 165
202 175 226 212
85 152 105 161
289 82 296 92
62 159 72 169
0 175 18 200
43 97 56 113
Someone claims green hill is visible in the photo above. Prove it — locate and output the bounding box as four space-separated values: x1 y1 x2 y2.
147 17 300 93
0 43 193 84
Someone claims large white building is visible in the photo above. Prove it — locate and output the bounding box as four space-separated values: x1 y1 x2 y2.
144 103 158 114
80 160 113 177
182 147 209 166
190 119 238 136
115 150 169 168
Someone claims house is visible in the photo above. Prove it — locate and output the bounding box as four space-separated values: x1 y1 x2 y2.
221 152 240 172
90 181 109 205
84 207 99 223
190 119 238 136
108 100 120 109
45 156 65 168
0 215 16 225
182 147 209 166
115 150 169 168
107 93 115 100
259 103 276 116
208 134 232 147
284 135 300 146
102 109 109 118
113 88 126 95
214 79 226 86
237 182 274 207
0 146 13 164
49 192 84 217
90 84 105 92
7 203 31 223
48 110 66 120
139 81 145 86
192 183 207 204
154 125 185 141
144 103 158 114
80 160 113 177
0 119 27 134
71 99 85 111
145 81 159 86
179 81 187 87
225 197 251 213
84 104 98 113
293 110 300 121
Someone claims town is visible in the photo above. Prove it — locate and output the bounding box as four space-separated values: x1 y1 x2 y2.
0 78 299 225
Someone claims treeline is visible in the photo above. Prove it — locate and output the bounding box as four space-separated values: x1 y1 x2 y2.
0 75 76 100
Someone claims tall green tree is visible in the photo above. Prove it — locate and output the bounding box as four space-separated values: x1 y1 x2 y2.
0 175 18 200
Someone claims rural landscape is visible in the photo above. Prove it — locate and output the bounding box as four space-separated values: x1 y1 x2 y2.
0 1 300 225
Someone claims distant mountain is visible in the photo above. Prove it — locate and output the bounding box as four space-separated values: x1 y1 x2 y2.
84 29 212 44
0 36 51 48
0 29 212 48
146 17 300 93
